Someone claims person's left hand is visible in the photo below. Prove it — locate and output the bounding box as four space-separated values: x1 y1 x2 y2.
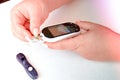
45 21 120 61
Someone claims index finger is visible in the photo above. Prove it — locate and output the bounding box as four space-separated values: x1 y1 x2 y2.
11 6 32 39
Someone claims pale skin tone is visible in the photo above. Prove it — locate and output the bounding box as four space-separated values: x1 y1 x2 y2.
11 0 72 41
11 0 120 61
46 21 120 61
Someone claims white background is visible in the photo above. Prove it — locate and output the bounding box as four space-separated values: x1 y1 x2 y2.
0 0 120 80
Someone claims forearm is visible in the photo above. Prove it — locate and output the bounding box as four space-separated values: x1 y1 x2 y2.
105 30 120 61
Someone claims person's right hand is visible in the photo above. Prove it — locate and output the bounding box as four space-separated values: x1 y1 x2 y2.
11 0 49 41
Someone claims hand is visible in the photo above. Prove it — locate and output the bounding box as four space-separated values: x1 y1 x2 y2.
45 21 120 61
11 0 49 41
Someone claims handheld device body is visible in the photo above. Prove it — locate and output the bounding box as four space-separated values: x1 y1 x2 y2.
40 22 80 42
16 53 38 80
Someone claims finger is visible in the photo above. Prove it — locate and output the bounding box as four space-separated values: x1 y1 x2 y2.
11 1 41 37
12 30 27 42
45 21 97 50
28 7 45 37
76 20 104 30
23 20 31 32
11 5 26 26
45 35 83 50
11 6 32 41
11 24 32 42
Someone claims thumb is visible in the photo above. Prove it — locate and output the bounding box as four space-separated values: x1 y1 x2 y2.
29 10 42 37
29 8 46 37
45 21 90 50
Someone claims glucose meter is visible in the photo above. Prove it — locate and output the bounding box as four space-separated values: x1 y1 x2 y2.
40 22 80 42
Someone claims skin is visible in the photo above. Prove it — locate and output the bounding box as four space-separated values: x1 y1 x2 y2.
45 21 120 61
11 0 72 41
11 0 120 61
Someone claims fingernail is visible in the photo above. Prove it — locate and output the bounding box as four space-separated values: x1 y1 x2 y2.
80 28 89 34
41 43 48 48
25 36 32 42
76 20 81 23
33 28 39 37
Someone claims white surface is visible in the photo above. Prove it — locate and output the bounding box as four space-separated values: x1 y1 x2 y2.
91 0 120 34
0 0 120 80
